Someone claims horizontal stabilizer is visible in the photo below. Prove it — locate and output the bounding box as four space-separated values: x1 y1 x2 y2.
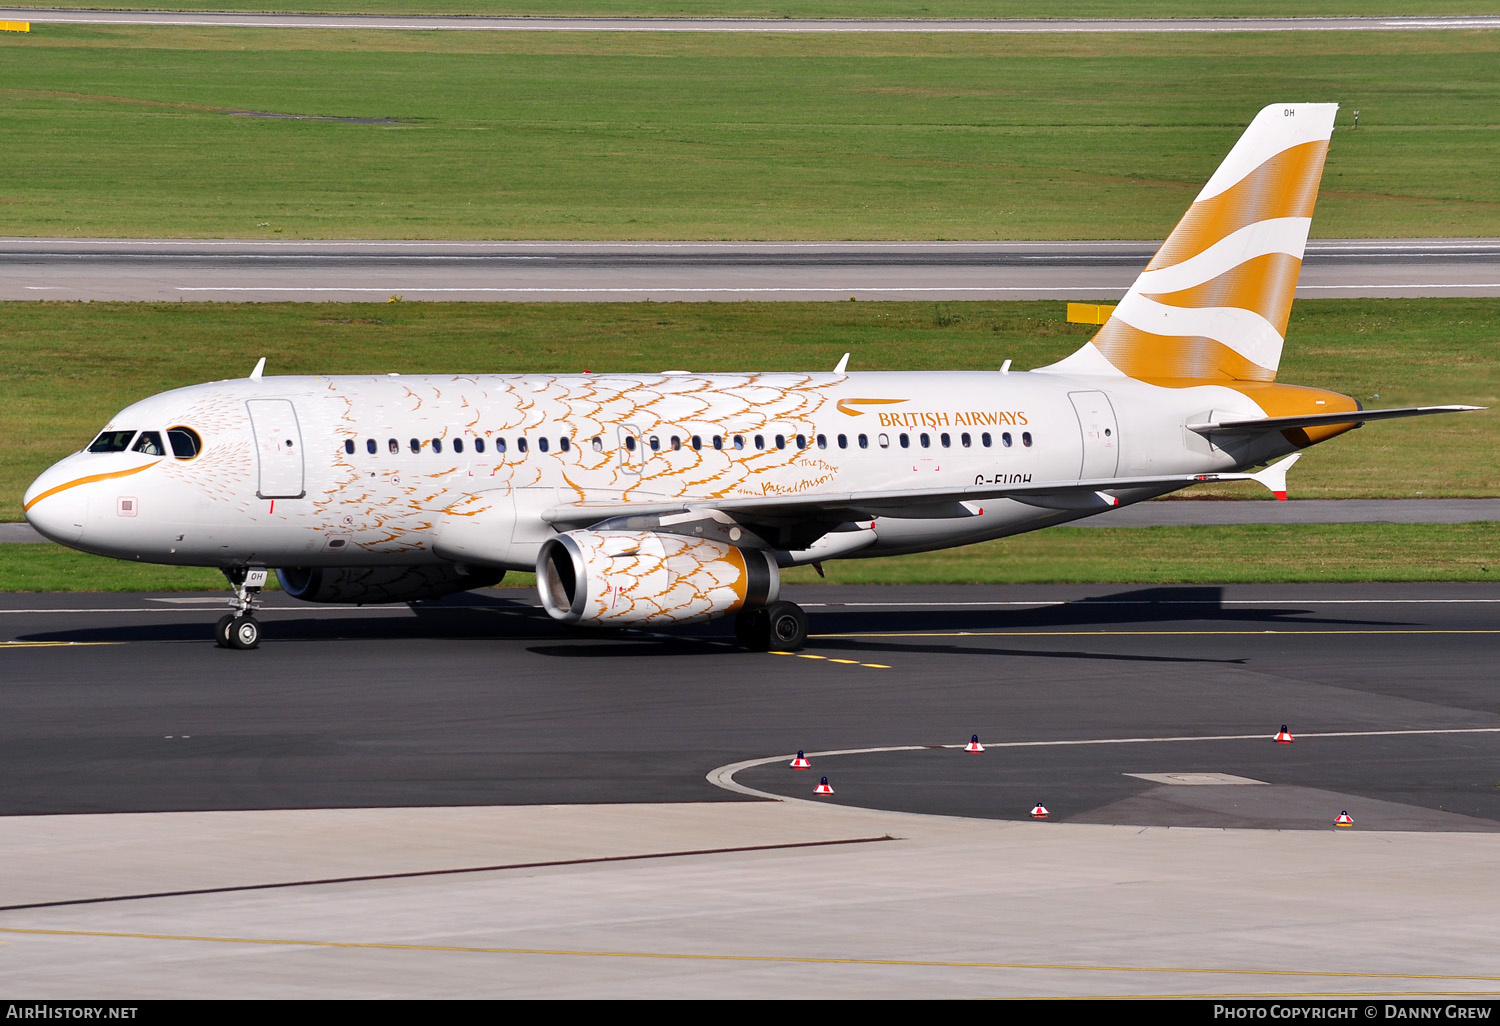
1186 404 1484 435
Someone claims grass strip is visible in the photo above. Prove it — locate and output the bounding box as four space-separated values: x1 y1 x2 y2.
20 3 1500 19
3 298 1494 521
3 523 1495 591
2 26 1497 239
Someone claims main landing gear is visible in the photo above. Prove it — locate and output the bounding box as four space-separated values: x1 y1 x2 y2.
734 600 809 653
216 566 268 650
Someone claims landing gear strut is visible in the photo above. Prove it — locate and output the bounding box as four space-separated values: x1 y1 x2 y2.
217 566 268 649
734 600 808 653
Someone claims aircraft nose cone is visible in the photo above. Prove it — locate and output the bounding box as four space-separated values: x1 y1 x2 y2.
23 468 89 545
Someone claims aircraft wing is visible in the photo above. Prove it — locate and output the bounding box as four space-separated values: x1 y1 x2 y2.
1186 405 1483 435
540 464 1293 529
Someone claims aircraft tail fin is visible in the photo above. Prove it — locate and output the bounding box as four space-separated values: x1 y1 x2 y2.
1041 103 1338 383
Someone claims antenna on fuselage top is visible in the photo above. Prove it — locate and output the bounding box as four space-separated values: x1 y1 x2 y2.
249 357 266 380
834 353 850 374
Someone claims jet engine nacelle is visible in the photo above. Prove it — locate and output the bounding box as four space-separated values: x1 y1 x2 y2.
276 564 505 604
536 530 779 626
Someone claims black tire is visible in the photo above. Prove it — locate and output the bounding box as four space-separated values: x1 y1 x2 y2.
214 613 236 649
734 608 769 651
227 615 261 650
763 601 808 652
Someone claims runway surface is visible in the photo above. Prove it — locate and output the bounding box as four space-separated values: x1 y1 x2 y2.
6 238 1500 302
6 10 1500 33
4 582 1498 997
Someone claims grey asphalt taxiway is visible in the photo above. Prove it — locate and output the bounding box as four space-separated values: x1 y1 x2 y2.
4 582 1498 823
7 238 1500 302
2 582 1499 997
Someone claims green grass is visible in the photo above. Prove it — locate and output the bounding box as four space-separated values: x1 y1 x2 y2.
2 298 1494 522
20 2 1500 17
2 26 1498 239
4 522 1495 591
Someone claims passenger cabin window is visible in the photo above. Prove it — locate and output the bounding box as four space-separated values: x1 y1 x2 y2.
983 432 993 447
592 436 604 452
132 431 165 457
775 434 786 450
858 434 868 449
1022 432 1033 447
538 437 549 453
167 427 202 460
453 438 464 454
712 435 723 450
344 439 355 455
899 433 910 449
878 433 889 448
517 438 528 454
733 435 745 450
960 433 971 448
919 433 930 448
670 436 681 451
624 436 636 452
940 433 951 448
410 438 421 453
559 437 571 452
1002 432 1012 447
497 438 508 453
388 438 399 454
838 434 849 449
816 434 827 449
367 439 377 454
88 430 136 453
649 436 660 452
432 438 443 454
474 438 486 454
796 434 808 449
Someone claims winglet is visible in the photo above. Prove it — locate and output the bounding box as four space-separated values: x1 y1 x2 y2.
834 353 850 374
249 357 266 380
1248 453 1302 501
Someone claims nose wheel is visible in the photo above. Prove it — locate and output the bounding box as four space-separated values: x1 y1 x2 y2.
217 566 268 650
215 613 261 650
734 600 808 652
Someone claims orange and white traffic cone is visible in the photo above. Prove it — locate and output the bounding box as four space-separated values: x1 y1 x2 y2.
815 776 834 796
965 734 984 753
790 750 811 769
1029 802 1049 820
1335 810 1353 827
1274 724 1295 744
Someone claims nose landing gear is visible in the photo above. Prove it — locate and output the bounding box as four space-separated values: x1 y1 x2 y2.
216 566 268 649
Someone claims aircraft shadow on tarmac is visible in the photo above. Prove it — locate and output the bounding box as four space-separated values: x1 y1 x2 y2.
17 585 1411 655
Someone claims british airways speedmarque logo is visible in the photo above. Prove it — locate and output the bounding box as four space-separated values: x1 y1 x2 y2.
836 398 907 417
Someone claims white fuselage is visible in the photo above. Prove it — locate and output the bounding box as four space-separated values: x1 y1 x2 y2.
23 369 1293 571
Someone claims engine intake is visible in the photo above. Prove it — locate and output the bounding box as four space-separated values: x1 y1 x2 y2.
537 530 778 625
276 564 504 604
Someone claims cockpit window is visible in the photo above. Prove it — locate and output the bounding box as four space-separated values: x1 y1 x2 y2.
88 430 136 453
132 431 166 457
167 426 202 460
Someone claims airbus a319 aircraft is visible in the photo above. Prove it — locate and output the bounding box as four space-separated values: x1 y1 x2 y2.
23 103 1480 650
